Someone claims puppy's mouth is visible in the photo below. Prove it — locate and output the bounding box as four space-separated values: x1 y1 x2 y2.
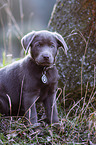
35 53 54 66
36 60 52 66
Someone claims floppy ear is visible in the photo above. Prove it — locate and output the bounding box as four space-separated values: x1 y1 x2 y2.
21 31 35 53
54 32 68 55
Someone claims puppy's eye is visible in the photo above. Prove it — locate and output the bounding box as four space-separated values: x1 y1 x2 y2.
37 44 40 47
35 42 41 47
50 44 55 48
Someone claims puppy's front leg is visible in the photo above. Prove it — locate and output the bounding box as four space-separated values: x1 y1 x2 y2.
23 93 38 124
43 93 59 124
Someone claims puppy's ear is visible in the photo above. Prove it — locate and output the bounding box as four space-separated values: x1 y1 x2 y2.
21 31 35 53
54 32 68 55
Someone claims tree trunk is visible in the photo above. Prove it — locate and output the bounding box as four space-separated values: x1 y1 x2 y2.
48 0 96 92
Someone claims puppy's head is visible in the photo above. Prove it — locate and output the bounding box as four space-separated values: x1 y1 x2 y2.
21 30 68 66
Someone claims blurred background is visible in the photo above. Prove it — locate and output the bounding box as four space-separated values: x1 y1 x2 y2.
0 0 56 63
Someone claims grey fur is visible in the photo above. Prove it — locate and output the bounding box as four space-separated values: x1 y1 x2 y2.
0 30 67 124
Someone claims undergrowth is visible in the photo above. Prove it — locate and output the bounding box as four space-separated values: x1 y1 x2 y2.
0 86 96 145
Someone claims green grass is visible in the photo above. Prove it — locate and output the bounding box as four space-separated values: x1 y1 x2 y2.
0 87 95 145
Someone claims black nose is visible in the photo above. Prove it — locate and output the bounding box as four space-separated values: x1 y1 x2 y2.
42 54 50 60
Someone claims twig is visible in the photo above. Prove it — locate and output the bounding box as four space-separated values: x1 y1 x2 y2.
4 5 23 37
19 0 24 32
0 2 7 10
0 12 6 52
0 0 23 37
7 0 12 53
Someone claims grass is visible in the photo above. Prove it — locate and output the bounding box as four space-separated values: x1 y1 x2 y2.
0 85 96 145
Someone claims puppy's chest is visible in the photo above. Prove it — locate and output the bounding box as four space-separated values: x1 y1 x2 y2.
23 68 58 94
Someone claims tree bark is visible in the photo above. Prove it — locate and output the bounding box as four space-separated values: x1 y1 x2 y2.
48 0 96 91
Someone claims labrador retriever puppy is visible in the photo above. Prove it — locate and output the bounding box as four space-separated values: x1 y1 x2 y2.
0 30 68 124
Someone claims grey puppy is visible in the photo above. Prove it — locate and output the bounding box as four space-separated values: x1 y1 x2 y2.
0 30 68 124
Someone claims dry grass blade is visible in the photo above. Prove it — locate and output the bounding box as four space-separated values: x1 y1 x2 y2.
93 64 95 88
51 88 62 125
66 97 84 118
17 75 25 116
6 94 12 116
80 29 92 97
23 96 40 123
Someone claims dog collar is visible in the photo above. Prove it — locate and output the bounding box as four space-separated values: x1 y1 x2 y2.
30 55 55 84
41 64 55 84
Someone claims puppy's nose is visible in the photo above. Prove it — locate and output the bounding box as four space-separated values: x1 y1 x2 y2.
42 54 50 60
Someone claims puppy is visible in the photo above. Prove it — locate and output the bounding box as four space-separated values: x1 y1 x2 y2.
0 30 68 124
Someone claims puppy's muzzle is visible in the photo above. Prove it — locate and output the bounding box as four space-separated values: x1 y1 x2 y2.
42 53 51 61
35 50 54 66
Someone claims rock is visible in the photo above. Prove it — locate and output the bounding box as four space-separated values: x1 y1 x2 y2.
48 0 96 91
